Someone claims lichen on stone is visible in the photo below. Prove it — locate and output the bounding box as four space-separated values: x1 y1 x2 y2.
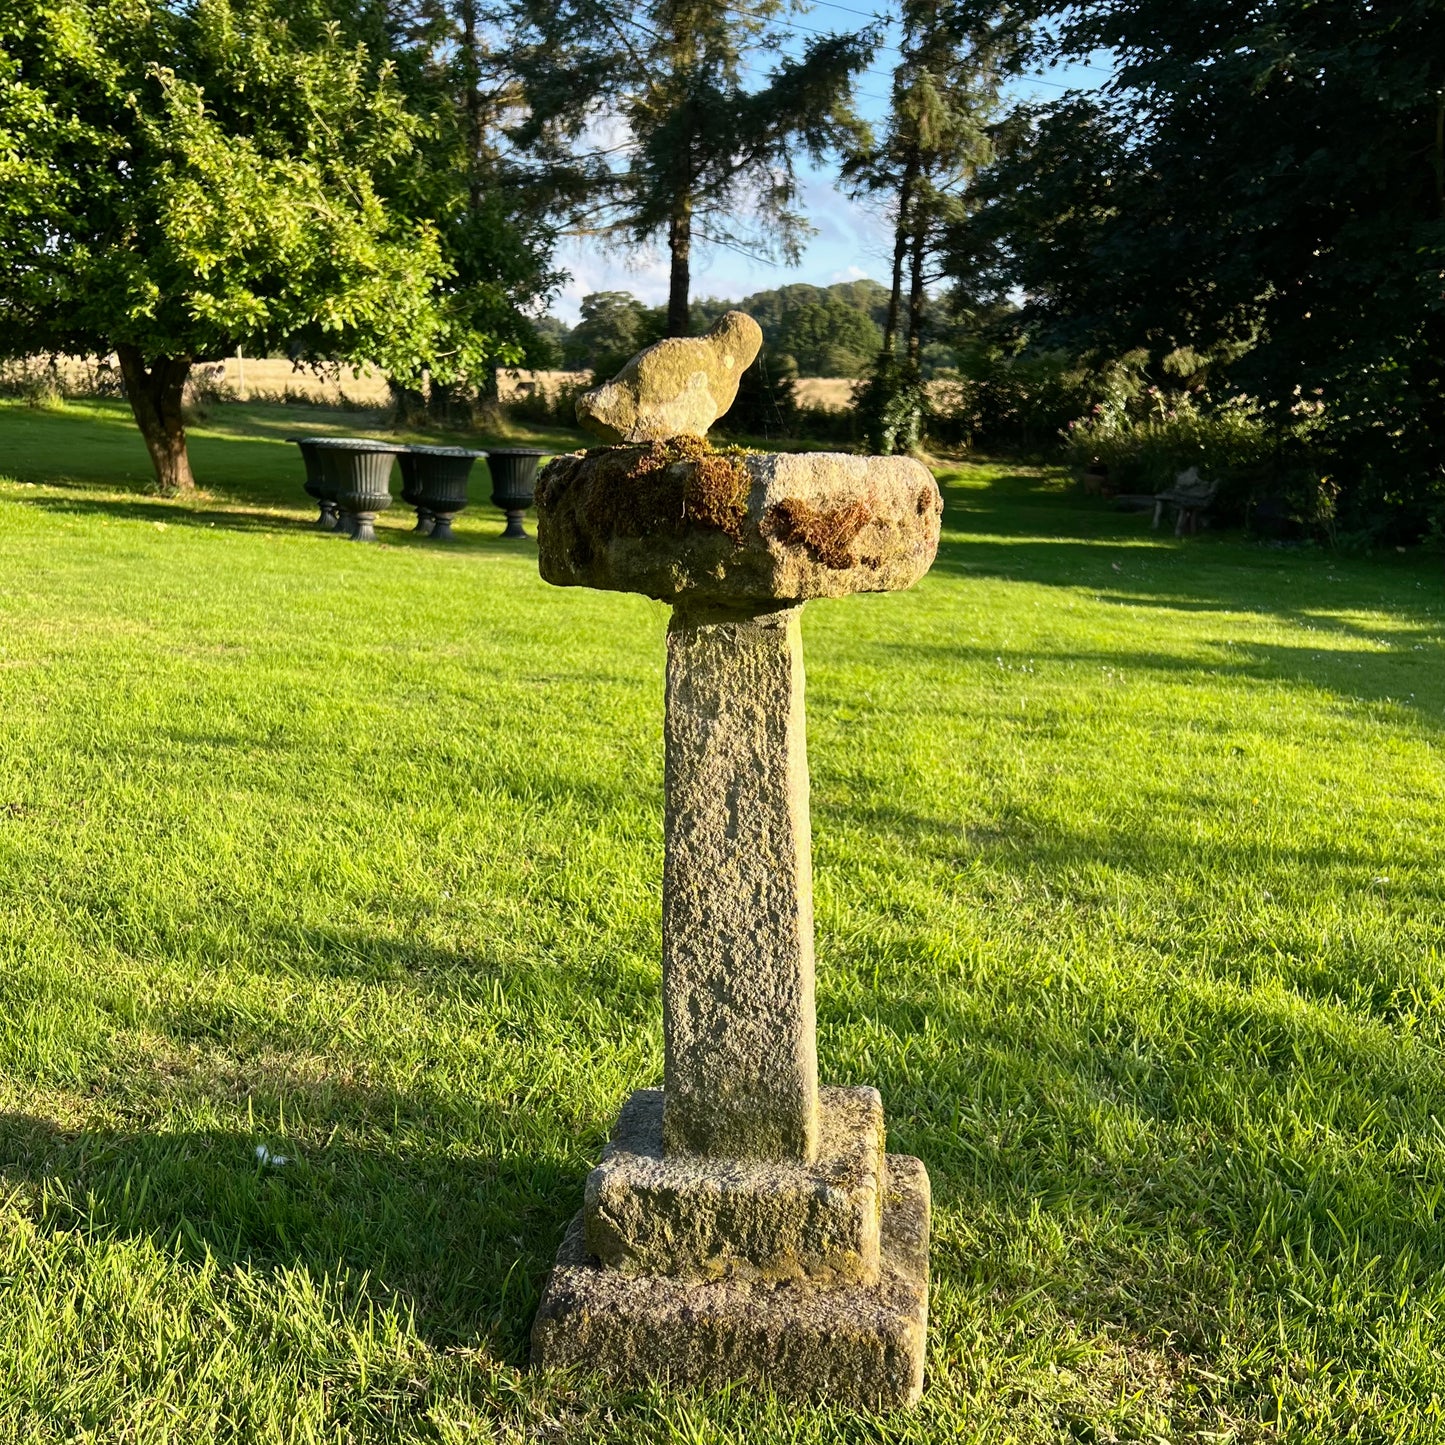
570 434 754 546
763 497 875 569
576 312 764 443
537 450 942 605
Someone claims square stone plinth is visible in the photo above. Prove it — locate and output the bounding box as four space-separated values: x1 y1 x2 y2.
585 1086 884 1284
533 1154 930 1409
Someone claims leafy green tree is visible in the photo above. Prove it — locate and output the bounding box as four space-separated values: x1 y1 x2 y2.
691 279 893 356
775 299 882 377
528 314 571 370
511 0 872 335
954 0 1445 533
0 0 497 492
547 280 900 380
561 291 668 378
388 0 563 413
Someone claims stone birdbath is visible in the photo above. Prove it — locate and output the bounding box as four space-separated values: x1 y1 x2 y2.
529 312 941 1407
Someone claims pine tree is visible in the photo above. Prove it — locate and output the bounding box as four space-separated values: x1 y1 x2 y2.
845 0 1001 450
510 0 873 335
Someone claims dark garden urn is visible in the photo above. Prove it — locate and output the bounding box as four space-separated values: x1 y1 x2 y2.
486 449 548 538
398 449 431 533
1083 460 1112 498
291 437 340 529
309 439 407 541
398 445 487 541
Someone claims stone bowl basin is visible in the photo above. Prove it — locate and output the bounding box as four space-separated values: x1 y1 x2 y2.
536 445 942 606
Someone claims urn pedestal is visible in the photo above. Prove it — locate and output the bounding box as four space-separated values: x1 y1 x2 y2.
291 436 340 529
398 451 434 533
313 439 406 541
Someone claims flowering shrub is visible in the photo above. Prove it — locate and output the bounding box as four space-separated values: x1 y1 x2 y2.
1059 364 1349 533
934 346 1103 450
1065 392 1268 491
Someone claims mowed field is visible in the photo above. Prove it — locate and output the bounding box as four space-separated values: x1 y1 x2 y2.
23 355 865 412
2 399 1444 1443
23 354 867 412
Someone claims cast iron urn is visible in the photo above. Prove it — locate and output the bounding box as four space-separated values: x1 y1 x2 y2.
291 436 340 529
486 448 547 539
398 449 432 534
397 445 486 541
309 439 406 541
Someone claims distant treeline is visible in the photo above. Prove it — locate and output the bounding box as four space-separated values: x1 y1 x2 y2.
535 283 957 382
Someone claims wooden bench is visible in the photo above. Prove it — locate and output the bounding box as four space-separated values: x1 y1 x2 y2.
1152 467 1219 536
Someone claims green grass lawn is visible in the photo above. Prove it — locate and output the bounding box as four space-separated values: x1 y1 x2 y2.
2 398 1444 1443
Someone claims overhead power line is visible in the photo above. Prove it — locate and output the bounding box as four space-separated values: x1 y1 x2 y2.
802 0 891 20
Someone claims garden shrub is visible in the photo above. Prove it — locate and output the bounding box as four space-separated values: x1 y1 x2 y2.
0 357 75 407
939 345 1103 451
505 375 591 429
1064 395 1265 494
855 358 926 455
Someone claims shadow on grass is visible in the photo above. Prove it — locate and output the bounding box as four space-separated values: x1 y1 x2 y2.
818 915 1445 1365
16 493 315 534
818 792 1438 884
0 1099 576 1359
869 635 1445 737
0 397 582 515
11 490 542 552
930 469 1445 646
8 893 1445 1380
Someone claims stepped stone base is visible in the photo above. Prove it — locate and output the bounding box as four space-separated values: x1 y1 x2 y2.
586 1086 885 1284
532 1155 930 1408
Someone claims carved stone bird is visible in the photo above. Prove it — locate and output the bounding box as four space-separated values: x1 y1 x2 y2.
576 311 764 444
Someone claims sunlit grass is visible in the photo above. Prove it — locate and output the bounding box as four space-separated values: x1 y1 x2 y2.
1 400 1443 1442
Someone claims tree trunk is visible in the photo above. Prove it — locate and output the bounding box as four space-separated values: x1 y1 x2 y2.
461 0 485 213
667 198 693 338
882 152 920 359
387 375 428 426
906 214 928 367
473 365 504 426
1434 94 1444 221
116 345 195 495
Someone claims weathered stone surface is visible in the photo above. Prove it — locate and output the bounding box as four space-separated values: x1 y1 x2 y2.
536 448 941 606
532 361 938 1404
533 1154 930 1407
662 605 818 1162
586 1087 884 1283
577 312 763 443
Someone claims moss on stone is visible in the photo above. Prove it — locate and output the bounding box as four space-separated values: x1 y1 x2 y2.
763 497 875 569
573 435 753 546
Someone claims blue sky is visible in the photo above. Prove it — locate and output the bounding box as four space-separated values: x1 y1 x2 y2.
549 9 1108 321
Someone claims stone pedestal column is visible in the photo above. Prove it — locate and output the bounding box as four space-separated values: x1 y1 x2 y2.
662 605 818 1163
529 443 944 1408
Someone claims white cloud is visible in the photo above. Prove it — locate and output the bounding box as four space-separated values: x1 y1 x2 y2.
553 240 671 317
